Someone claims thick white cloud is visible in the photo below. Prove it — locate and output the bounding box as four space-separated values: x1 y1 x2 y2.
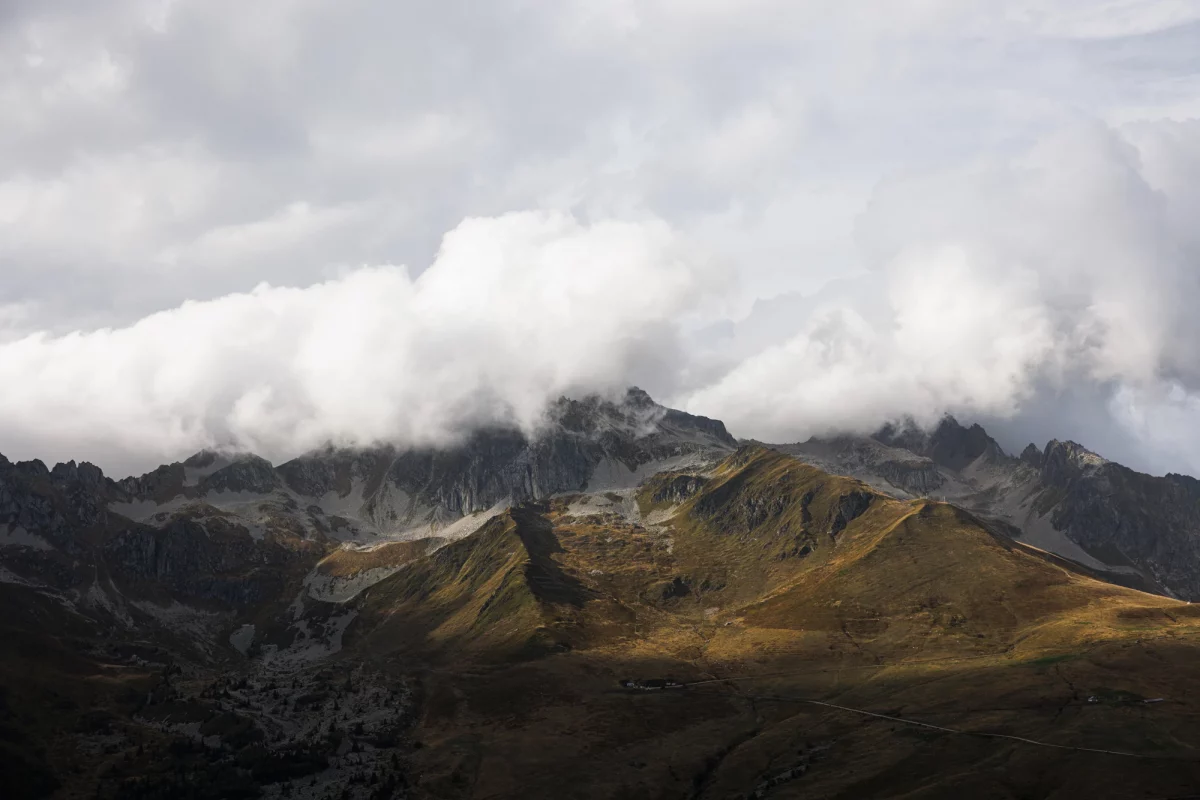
2 1 1200 475
689 121 1200 474
0 211 726 473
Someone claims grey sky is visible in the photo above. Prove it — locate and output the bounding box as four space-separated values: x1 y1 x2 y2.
2 1 1200 477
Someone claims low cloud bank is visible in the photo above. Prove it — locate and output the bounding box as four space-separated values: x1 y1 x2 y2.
4 123 1200 477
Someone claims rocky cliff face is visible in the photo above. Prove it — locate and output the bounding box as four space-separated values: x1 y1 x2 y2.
0 449 320 618
101 518 313 607
873 458 944 496
0 455 127 551
1026 440 1200 598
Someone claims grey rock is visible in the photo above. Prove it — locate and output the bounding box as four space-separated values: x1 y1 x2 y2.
1020 443 1044 468
200 455 281 494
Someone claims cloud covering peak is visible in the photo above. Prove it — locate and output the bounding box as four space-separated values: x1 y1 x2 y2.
2 1 1200 476
0 212 726 472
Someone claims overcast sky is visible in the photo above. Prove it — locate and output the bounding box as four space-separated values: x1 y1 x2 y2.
2 1 1200 477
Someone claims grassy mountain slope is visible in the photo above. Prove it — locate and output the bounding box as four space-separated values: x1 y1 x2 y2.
359 447 1200 799
353 506 601 661
9 444 1200 799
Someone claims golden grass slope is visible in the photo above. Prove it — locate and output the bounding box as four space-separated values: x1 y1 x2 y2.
353 445 1200 667
358 446 1200 798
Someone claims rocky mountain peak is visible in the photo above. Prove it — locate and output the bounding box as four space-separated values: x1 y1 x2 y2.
927 415 1004 470
3 454 118 499
547 387 734 447
623 385 657 409
872 418 926 453
181 449 223 469
874 414 1003 471
201 453 280 494
1020 443 1044 467
1040 439 1108 486
0 450 125 547
14 458 51 478
22 388 737 554
1167 472 1200 494
49 460 106 488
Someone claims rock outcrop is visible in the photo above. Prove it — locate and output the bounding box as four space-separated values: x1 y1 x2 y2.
1034 440 1200 598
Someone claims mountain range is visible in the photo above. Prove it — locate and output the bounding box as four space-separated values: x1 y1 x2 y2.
777 415 1200 600
4 389 1200 799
